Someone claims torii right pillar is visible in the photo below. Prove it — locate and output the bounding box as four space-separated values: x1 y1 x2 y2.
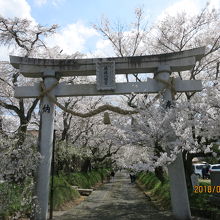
156 65 191 220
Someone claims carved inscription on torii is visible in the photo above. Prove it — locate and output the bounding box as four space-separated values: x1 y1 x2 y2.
96 61 115 91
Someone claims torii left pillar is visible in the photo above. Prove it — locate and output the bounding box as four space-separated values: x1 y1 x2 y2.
35 69 58 220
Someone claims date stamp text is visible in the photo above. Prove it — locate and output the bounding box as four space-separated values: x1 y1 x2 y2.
194 185 220 193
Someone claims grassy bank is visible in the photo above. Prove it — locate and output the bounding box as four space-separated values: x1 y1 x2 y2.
137 172 220 219
51 176 80 210
0 169 109 218
0 178 37 219
0 182 27 218
53 168 109 210
190 179 220 219
137 172 171 209
64 169 109 189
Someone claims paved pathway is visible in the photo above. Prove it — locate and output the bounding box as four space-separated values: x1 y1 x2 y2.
53 172 174 220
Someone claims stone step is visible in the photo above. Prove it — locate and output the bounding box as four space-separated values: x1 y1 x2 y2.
77 188 93 196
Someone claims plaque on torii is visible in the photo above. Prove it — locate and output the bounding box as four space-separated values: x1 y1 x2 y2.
10 46 205 220
96 61 116 91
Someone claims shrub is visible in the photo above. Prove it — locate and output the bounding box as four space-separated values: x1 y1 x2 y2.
65 173 91 188
0 178 37 219
65 169 109 189
137 172 171 209
51 175 80 210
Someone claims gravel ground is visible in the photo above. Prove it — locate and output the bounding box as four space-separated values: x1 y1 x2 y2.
53 171 175 220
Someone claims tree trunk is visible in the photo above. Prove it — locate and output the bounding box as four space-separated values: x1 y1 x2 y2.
81 157 91 172
154 141 165 184
155 166 165 184
17 117 28 146
182 150 193 191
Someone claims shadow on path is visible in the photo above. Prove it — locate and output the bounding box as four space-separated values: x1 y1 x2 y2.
53 171 174 220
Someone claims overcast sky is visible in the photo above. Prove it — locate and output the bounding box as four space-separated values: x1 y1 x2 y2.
0 0 219 60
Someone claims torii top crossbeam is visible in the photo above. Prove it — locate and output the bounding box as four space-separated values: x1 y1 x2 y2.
10 47 205 78
10 47 205 98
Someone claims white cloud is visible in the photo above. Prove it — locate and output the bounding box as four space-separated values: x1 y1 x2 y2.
158 0 220 22
45 21 99 55
34 0 64 7
158 0 201 21
90 39 115 58
208 0 220 9
0 0 33 20
154 0 220 28
34 0 47 6
0 46 11 61
0 0 36 61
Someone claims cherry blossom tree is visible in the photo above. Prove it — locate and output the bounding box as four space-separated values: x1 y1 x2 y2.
94 4 220 188
0 16 58 145
149 4 220 187
0 134 40 218
54 106 127 173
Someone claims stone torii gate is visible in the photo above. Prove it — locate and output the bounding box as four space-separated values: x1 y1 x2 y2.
10 46 205 220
